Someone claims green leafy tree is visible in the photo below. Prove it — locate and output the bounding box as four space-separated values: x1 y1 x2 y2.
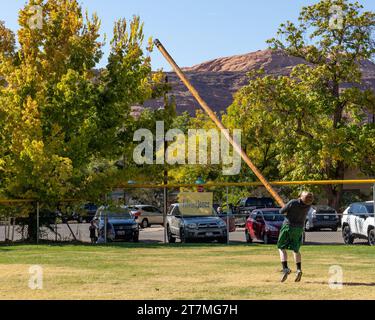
224 0 375 209
0 0 164 240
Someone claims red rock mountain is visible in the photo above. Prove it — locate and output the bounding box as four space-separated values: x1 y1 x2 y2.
145 49 375 116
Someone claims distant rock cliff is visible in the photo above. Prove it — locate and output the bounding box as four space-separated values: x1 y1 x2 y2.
145 49 375 116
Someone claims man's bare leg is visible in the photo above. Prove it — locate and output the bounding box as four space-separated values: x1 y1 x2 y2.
279 249 287 264
279 250 291 282
293 251 303 282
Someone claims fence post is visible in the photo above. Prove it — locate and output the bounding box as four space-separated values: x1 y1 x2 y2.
104 210 107 244
163 187 167 244
11 217 15 242
36 201 40 244
226 186 229 245
6 217 10 241
4 219 10 242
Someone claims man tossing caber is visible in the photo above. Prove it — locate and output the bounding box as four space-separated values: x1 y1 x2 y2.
277 191 314 283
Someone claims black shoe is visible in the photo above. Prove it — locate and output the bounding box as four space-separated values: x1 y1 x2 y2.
281 268 291 283
295 270 303 282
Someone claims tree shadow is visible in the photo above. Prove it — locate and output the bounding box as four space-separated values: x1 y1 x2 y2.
0 247 13 251
304 242 344 246
306 281 375 287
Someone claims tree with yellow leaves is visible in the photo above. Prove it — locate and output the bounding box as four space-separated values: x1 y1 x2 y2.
0 0 164 240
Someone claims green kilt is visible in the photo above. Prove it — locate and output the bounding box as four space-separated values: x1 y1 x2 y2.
277 224 304 253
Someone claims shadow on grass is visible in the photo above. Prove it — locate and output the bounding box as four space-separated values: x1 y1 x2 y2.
306 281 375 287
304 242 344 246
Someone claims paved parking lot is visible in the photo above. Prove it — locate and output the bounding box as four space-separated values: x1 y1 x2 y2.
1 224 369 245
137 226 347 245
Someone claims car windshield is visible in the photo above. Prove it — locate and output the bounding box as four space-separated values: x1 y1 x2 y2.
174 206 217 217
365 204 374 214
315 206 336 213
263 212 285 222
100 207 132 220
107 212 132 219
246 198 275 207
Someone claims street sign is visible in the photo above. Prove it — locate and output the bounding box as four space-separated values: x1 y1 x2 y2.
178 192 213 216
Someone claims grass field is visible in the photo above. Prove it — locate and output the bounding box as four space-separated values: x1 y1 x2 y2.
0 243 374 300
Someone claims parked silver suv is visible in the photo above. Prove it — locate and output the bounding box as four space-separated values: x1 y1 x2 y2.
166 204 228 243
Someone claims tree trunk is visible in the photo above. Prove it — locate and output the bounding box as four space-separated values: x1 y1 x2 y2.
325 185 341 211
328 78 345 212
325 160 345 211
27 205 38 243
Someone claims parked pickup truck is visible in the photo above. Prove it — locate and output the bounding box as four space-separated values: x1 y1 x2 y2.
233 197 277 227
166 204 228 243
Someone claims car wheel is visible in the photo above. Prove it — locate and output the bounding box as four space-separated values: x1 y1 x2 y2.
263 233 269 245
331 227 338 232
305 220 312 232
141 219 149 229
180 228 187 243
368 229 375 246
245 230 252 243
133 233 139 243
343 225 354 245
218 236 228 244
167 226 176 244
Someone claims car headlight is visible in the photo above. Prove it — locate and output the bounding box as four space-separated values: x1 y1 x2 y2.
266 225 278 232
132 224 138 229
187 223 198 229
218 220 226 227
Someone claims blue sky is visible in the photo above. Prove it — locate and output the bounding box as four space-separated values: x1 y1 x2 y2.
1 0 374 70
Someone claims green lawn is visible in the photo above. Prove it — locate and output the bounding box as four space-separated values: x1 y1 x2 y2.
0 243 374 300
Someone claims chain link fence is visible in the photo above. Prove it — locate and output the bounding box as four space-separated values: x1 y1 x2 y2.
0 181 374 246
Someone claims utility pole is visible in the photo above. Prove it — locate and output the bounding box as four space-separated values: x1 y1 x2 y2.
163 149 168 244
154 39 285 208
163 75 169 244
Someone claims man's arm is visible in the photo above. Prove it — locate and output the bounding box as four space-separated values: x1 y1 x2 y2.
279 201 292 216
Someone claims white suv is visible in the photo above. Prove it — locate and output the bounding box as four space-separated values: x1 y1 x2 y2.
341 201 374 246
